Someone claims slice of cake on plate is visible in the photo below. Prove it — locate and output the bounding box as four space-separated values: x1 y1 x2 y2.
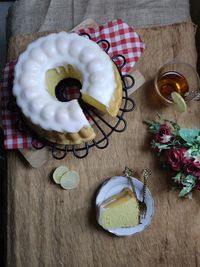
98 188 140 229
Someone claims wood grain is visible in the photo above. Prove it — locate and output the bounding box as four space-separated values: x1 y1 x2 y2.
7 22 200 267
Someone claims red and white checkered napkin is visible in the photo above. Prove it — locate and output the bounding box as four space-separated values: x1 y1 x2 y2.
1 19 145 149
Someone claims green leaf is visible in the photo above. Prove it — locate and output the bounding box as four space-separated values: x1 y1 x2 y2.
172 172 182 183
194 155 200 161
182 175 197 186
179 185 193 197
179 128 200 143
163 119 180 132
187 148 196 157
151 141 171 151
156 144 171 150
143 119 155 126
189 148 200 157
178 175 197 197
143 119 160 133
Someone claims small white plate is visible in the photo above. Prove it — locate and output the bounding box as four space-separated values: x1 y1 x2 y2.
96 176 154 236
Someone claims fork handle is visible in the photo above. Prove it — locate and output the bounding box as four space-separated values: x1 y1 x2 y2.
123 167 137 196
142 176 148 203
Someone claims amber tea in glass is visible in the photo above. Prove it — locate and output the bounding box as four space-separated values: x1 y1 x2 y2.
154 61 200 105
157 71 189 101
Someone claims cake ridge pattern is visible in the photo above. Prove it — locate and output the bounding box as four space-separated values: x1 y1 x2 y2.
13 32 116 133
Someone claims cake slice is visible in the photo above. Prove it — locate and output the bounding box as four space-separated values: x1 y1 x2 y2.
98 188 140 229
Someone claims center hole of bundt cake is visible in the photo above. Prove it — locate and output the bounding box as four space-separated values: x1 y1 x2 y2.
55 78 82 102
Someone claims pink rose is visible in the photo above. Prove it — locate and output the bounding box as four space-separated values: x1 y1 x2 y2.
182 155 193 165
184 160 200 178
154 124 172 144
164 148 187 171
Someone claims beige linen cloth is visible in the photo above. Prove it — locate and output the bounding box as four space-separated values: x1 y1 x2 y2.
7 0 191 36
6 23 200 267
5 2 200 267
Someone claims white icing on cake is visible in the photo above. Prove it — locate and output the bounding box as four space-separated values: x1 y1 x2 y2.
13 32 116 133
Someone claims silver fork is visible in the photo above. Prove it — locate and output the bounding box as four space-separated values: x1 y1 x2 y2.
139 169 151 220
123 167 151 222
123 167 138 197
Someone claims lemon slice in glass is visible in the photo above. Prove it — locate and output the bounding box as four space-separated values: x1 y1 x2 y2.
53 165 69 184
171 92 187 112
60 170 80 190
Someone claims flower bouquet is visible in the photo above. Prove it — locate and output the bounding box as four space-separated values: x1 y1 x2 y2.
144 116 200 197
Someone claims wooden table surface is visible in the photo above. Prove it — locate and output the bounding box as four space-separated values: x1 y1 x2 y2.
6 22 200 267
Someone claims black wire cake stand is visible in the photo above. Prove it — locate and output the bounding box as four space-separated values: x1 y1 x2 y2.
7 35 136 160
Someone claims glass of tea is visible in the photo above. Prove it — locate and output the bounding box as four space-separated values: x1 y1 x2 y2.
154 61 200 106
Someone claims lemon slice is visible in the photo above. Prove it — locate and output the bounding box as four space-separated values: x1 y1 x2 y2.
60 170 80 190
53 165 69 184
171 92 187 112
